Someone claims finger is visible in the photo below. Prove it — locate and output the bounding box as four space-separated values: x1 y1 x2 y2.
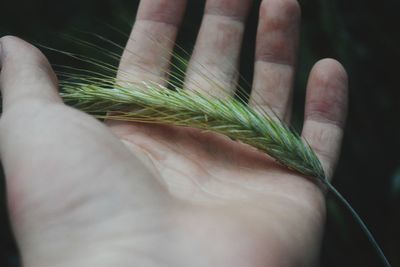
301 59 348 179
249 0 301 120
0 36 61 111
117 0 187 85
184 0 252 97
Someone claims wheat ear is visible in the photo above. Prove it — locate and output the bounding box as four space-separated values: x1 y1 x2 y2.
61 82 325 179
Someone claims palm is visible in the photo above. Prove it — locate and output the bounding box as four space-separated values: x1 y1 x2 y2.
109 114 323 210
105 120 325 266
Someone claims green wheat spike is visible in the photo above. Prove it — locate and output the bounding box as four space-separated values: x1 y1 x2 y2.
61 82 326 180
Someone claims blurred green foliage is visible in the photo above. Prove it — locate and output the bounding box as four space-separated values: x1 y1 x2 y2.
1 0 400 266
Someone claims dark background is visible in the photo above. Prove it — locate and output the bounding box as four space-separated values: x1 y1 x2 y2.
1 0 399 266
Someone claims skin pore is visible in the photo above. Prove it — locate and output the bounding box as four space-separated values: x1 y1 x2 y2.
0 0 348 266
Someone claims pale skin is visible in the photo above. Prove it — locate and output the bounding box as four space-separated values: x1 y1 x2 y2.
0 0 348 266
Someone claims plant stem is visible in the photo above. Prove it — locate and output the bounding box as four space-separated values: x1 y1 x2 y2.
323 180 392 267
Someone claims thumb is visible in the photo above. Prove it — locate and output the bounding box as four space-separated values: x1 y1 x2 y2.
0 36 62 111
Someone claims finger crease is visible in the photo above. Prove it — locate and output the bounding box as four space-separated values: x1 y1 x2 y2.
135 19 180 31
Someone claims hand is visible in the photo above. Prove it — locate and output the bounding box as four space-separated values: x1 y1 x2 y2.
0 0 348 267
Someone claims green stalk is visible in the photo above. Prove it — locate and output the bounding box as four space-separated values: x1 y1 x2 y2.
323 180 391 267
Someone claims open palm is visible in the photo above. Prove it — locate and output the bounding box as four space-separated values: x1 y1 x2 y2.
0 0 347 267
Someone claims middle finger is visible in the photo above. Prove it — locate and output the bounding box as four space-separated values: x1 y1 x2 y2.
184 0 253 98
